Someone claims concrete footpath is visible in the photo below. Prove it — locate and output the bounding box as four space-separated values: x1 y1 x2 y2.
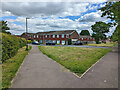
11 45 118 88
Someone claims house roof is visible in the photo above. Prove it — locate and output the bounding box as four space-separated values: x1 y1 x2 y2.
21 30 76 36
36 30 76 35
79 35 93 38
21 32 35 36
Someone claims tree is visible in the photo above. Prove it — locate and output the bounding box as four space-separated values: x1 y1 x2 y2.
0 20 10 33
111 24 120 43
91 21 111 44
99 1 120 44
80 30 90 36
100 2 120 24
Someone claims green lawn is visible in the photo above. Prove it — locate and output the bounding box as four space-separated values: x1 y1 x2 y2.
87 42 116 47
39 46 111 76
2 46 32 89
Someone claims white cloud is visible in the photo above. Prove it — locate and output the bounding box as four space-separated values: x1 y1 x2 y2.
1 2 89 17
78 10 109 22
7 22 25 35
5 16 96 35
2 1 114 36
2 11 14 17
1 0 107 3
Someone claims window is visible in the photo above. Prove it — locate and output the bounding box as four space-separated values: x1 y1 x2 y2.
34 35 36 38
57 40 60 44
46 40 48 43
29 35 31 38
62 40 65 45
37 34 38 38
40 35 42 38
62 34 64 38
40 40 42 43
49 35 51 38
45 35 47 38
66 34 69 38
49 40 52 43
53 40 56 43
57 35 59 38
53 35 55 38
87 37 89 40
43 35 45 38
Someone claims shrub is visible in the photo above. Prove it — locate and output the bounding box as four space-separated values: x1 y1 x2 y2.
2 33 26 62
27 40 32 44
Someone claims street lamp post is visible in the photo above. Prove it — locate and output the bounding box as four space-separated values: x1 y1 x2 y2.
26 17 30 50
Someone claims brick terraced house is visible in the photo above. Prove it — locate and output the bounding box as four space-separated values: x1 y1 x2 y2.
21 30 79 45
21 30 95 45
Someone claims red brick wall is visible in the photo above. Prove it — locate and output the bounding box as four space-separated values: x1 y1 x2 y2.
21 31 81 44
70 31 79 39
79 37 94 41
28 34 71 44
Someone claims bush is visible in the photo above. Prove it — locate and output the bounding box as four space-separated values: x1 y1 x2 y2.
27 40 32 44
2 33 26 62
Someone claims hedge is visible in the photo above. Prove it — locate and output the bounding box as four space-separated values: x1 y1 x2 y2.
2 33 26 62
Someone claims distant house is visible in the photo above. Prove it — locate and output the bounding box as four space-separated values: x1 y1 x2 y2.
21 30 79 45
78 35 95 44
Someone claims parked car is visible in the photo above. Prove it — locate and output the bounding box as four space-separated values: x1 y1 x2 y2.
32 41 40 45
73 41 83 45
46 42 56 45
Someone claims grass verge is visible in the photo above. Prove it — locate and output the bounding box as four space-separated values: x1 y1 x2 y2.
39 46 111 76
87 42 116 47
2 46 32 89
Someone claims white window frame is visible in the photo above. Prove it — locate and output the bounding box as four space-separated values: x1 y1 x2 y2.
49 40 52 42
53 35 55 38
45 35 47 38
57 35 59 38
57 40 60 44
62 34 64 38
62 40 65 45
53 40 56 43
40 35 42 38
34 35 36 38
49 35 51 38
66 34 69 38
40 40 42 43
37 34 38 38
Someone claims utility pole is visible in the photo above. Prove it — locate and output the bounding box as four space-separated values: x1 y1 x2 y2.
26 17 30 50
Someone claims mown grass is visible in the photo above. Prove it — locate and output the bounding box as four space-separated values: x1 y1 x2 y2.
87 42 116 47
2 46 32 89
39 46 111 76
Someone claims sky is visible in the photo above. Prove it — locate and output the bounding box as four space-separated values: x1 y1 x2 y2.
0 0 116 36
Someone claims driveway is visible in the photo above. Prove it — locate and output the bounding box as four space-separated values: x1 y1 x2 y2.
11 45 118 88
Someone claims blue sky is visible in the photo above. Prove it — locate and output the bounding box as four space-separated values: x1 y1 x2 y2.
1 1 115 36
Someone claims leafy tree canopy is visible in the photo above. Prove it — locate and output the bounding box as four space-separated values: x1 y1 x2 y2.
99 1 120 44
99 1 120 25
91 21 111 44
0 20 10 33
80 30 90 36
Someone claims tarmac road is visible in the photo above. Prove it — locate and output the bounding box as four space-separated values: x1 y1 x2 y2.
11 45 118 88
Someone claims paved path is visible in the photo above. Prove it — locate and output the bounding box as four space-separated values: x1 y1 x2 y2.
11 45 118 88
